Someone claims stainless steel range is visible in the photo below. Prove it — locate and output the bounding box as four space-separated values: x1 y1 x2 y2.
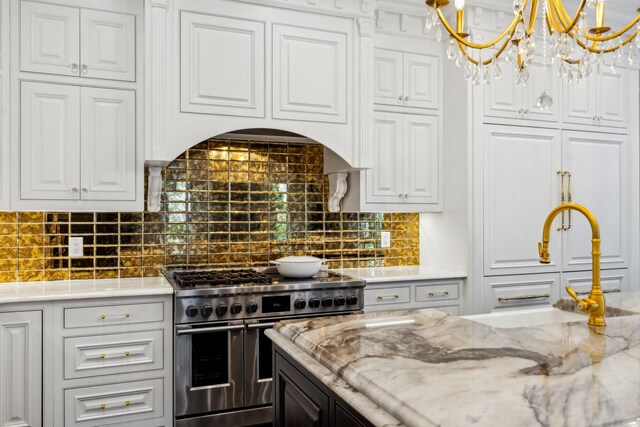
167 267 365 427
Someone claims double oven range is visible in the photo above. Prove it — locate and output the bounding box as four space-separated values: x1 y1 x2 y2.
167 267 365 427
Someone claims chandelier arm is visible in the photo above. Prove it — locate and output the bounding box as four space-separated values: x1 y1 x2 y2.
580 16 640 42
457 31 514 66
573 29 639 54
435 7 520 49
547 1 569 34
549 0 586 33
525 0 539 35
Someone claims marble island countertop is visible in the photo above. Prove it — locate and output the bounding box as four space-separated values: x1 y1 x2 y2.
267 292 640 427
0 276 173 304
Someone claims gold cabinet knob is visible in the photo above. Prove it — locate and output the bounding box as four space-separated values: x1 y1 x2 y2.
100 353 106 359
101 403 107 410
124 351 130 356
125 400 130 407
100 314 106 319
124 312 130 318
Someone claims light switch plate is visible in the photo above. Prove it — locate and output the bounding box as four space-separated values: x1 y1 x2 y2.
69 237 83 258
380 231 391 248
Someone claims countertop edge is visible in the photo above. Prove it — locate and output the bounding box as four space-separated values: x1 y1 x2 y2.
335 266 467 284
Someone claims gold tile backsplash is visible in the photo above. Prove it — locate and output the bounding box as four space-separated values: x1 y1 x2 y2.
0 138 420 283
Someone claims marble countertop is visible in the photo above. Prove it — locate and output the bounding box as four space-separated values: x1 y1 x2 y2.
0 277 173 304
267 292 640 427
335 265 466 283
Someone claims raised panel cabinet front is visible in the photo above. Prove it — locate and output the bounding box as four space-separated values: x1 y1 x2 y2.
366 112 403 203
403 53 439 110
0 311 42 427
524 57 559 122
561 130 627 271
20 81 80 200
272 24 346 123
404 114 439 205
180 12 265 117
598 68 628 128
483 273 560 312
482 125 562 276
483 60 521 120
373 48 403 106
80 9 135 81
20 1 80 76
80 87 136 201
562 75 597 126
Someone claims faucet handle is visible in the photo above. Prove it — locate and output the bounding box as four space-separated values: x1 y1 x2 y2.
565 285 580 303
566 286 599 313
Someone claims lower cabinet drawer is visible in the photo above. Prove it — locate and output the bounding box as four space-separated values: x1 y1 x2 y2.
64 330 164 380
415 282 459 302
364 286 411 306
64 302 165 329
484 274 559 312
65 378 164 426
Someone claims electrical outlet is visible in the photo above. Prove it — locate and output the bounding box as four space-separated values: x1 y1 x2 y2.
380 231 391 248
69 237 83 258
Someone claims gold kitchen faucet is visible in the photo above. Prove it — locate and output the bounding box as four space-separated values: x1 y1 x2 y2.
538 203 605 328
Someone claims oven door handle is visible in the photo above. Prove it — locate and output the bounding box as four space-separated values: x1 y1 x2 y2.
246 322 277 330
176 324 246 335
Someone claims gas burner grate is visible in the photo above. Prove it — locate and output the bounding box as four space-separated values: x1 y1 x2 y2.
173 269 273 288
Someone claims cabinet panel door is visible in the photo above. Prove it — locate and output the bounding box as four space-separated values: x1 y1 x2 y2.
482 273 560 312
562 77 597 126
562 269 626 296
366 113 403 203
0 311 42 427
482 125 562 276
373 48 403 107
80 9 135 81
561 131 627 271
483 62 522 120
404 114 439 204
272 24 346 123
20 1 80 76
404 53 439 109
20 82 80 200
180 12 264 117
80 87 136 201
598 68 628 128
523 57 559 122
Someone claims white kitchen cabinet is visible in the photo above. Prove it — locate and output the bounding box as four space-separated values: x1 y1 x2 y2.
561 130 627 271
374 48 439 110
20 1 135 81
272 24 347 123
482 273 560 312
484 56 559 123
0 310 42 427
364 111 440 208
0 0 9 211
563 67 628 128
364 279 462 313
180 11 264 117
562 268 627 296
482 125 562 276
20 81 136 204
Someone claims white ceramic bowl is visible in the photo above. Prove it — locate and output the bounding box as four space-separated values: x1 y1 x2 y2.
270 256 327 278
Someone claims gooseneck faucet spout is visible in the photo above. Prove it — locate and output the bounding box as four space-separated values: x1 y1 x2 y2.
538 203 605 327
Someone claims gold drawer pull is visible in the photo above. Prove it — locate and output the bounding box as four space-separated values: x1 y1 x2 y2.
428 291 449 297
101 312 131 320
101 403 107 410
575 287 621 295
498 293 550 302
377 294 399 300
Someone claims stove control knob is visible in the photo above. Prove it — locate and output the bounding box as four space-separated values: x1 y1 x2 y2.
215 304 228 316
321 297 333 307
346 295 359 306
308 297 320 308
230 303 242 314
201 304 214 317
294 298 307 310
246 302 259 313
334 296 346 306
185 305 198 317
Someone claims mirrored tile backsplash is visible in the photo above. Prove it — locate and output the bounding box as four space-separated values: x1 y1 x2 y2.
0 138 420 283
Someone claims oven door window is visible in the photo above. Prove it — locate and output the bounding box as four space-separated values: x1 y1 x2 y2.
191 330 229 387
257 326 272 381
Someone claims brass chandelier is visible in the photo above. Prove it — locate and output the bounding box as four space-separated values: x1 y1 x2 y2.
425 0 640 108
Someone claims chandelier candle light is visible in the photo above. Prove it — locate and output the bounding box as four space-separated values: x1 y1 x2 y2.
426 0 640 109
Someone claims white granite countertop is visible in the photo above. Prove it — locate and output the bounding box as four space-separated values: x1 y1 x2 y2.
0 277 173 304
268 292 640 427
335 266 466 284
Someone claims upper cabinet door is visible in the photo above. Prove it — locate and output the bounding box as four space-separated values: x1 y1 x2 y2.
523 57 559 122
482 125 562 276
403 114 440 205
562 75 598 126
272 24 347 123
80 9 135 82
483 62 522 120
180 12 265 117
80 87 136 201
597 68 628 128
20 82 80 200
561 130 628 271
403 53 439 110
373 48 403 107
366 112 403 203
20 1 80 76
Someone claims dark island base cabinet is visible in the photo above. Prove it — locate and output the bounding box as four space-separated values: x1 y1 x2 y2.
273 347 374 427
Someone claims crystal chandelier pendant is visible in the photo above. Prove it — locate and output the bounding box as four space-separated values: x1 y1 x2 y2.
536 90 553 110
